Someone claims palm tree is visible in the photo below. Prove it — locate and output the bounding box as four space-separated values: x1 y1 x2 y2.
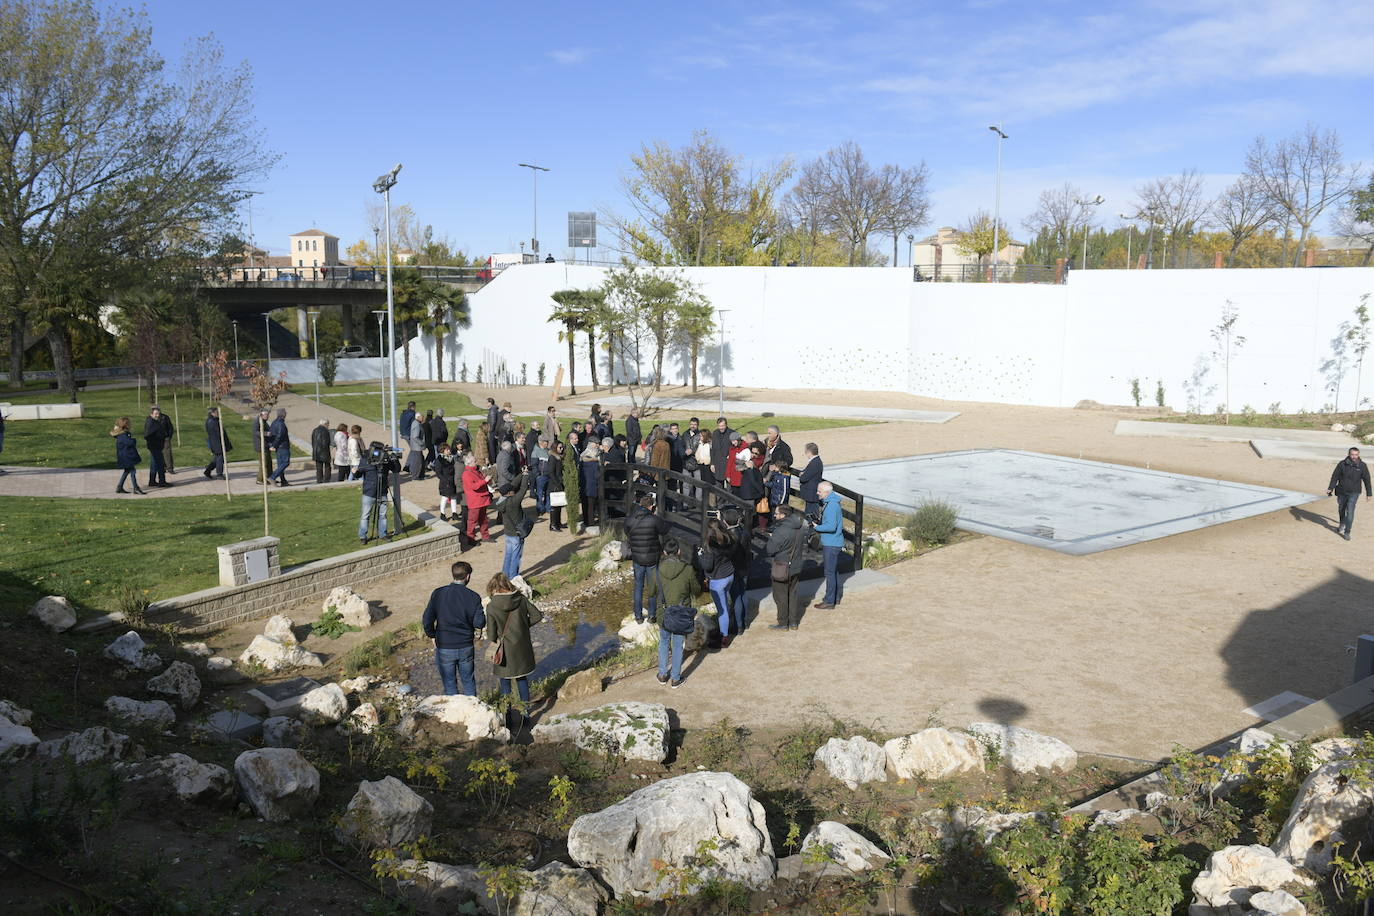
419 285 470 382
549 289 592 395
390 269 433 381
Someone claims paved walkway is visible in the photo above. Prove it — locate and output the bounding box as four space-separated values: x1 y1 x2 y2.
583 395 960 423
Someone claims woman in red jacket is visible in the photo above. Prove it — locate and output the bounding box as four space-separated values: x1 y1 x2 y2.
461 453 494 542
725 434 748 490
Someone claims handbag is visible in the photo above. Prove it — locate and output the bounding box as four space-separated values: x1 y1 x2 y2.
755 495 770 514
656 567 698 636
488 602 513 666
518 513 536 538
549 490 568 508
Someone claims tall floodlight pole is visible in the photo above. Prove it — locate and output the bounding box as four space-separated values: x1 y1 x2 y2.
517 162 550 255
373 310 388 433
716 309 730 418
263 313 272 376
1075 195 1104 270
988 125 1008 282
232 320 240 367
308 310 321 403
373 164 402 449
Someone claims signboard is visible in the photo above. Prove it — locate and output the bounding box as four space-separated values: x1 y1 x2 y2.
568 212 596 248
489 252 524 271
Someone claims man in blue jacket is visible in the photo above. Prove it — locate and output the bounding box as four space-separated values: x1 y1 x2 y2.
268 408 291 486
422 561 486 696
813 481 844 609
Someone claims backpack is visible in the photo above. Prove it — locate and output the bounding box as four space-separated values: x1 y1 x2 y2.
656 567 697 636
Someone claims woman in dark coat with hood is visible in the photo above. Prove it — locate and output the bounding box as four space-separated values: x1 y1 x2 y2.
112 417 145 494
485 572 544 731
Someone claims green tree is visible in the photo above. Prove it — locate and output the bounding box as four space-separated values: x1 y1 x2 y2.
954 210 1010 269
0 1 273 396
390 268 463 380
418 284 470 382
548 289 602 394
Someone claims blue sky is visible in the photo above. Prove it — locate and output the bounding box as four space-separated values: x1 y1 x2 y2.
139 0 1373 260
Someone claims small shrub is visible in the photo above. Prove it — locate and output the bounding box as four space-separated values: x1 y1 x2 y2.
1355 419 1374 440
1240 404 1258 422
465 758 517 815
318 351 338 387
1155 380 1165 407
904 499 960 546
694 717 747 771
311 607 360 640
341 632 395 676
520 362 528 385
1269 401 1283 417
460 362 468 383
1129 377 1141 407
537 362 546 386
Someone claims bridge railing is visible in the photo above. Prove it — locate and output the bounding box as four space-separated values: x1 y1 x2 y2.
196 264 498 285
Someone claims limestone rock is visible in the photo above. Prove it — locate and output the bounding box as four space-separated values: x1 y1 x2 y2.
533 701 669 763
1310 737 1359 765
398 695 510 743
124 753 235 805
0 717 39 762
234 747 320 823
0 699 33 727
592 557 619 573
776 854 852 881
884 727 985 780
103 630 162 672
323 586 374 628
397 861 488 911
105 696 176 731
509 574 534 600
1191 845 1311 911
568 771 774 899
261 716 308 748
1090 807 1147 830
263 614 297 646
967 722 1077 774
800 821 891 873
1239 727 1284 755
922 806 1039 846
338 702 380 735
557 669 605 702
1145 791 1170 811
146 661 201 710
238 634 324 671
1248 889 1307 916
38 726 140 764
29 595 76 633
340 675 375 695
203 656 243 685
815 736 888 790
617 615 658 647
516 861 609 916
180 641 213 658
337 776 434 848
871 527 914 554
299 683 348 726
1273 760 1374 874
600 540 631 562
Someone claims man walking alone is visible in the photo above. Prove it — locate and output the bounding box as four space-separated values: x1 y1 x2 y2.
1328 447 1372 540
422 561 485 696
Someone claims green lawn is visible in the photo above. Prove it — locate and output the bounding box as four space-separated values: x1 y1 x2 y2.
1150 409 1373 432
1 385 303 470
0 487 420 616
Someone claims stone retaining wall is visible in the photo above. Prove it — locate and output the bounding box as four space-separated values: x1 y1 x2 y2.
146 526 459 633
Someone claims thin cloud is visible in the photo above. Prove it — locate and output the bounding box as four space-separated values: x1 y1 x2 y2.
548 47 592 65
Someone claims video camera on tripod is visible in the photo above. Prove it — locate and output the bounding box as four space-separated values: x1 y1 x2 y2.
366 443 403 468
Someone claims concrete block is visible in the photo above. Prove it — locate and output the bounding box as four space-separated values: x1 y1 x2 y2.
1 402 85 420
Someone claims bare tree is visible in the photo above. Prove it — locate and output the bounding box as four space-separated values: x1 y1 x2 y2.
1332 174 1374 266
796 142 885 265
1023 183 1093 254
874 162 931 266
1211 175 1275 266
1134 169 1209 267
1245 124 1361 267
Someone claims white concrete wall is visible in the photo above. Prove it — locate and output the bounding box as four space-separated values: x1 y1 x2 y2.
394 263 1374 411
269 358 384 385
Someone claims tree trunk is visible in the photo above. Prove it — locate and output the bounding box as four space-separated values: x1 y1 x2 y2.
340 303 354 345
653 342 665 391
587 329 599 389
566 333 577 395
8 310 25 387
435 332 444 382
691 340 699 392
45 325 77 403
1363 243 1373 266
219 417 232 501
403 329 412 381
1293 226 1309 268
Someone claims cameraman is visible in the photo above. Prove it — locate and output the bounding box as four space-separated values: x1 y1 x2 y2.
358 441 400 544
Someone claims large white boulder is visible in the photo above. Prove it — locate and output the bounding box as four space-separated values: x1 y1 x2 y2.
884 728 985 780
1272 760 1374 874
233 747 320 823
338 702 379 735
800 821 891 874
29 595 76 633
299 683 349 726
0 715 39 762
0 699 33 727
263 614 297 646
815 736 888 790
515 861 609 916
261 716 307 748
568 771 774 899
398 695 510 743
532 702 669 763
966 722 1078 774
397 861 488 911
1248 889 1307 916
238 634 324 672
922 806 1040 846
146 661 201 710
38 726 140 764
103 631 162 672
337 776 434 848
1191 845 1310 912
105 696 176 731
323 586 374 629
124 753 235 805
616 615 658 647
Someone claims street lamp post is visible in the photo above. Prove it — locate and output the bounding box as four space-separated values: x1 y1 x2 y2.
517 162 550 255
906 233 915 268
232 320 240 367
716 309 730 418
263 313 272 376
308 310 321 403
373 164 402 449
988 125 1008 282
373 310 388 433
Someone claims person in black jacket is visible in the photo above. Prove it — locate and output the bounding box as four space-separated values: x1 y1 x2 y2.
624 408 642 463
1328 447 1372 540
764 426 793 475
710 417 734 486
204 407 231 479
143 406 169 488
499 473 530 579
112 417 146 494
159 407 175 474
421 410 435 472
698 519 737 647
268 408 291 486
311 419 333 483
422 561 486 695
625 496 670 623
432 409 449 450
359 441 399 543
452 418 471 454
798 442 823 519
766 506 807 631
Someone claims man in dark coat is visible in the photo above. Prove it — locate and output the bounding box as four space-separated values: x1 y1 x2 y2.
421 410 435 471
311 419 333 483
765 505 808 631
158 408 175 474
431 409 449 449
624 496 670 623
359 440 399 542
624 408 642 463
764 425 793 473
1328 446 1372 540
710 416 735 486
798 442 824 519
268 408 291 486
498 473 529 579
399 401 417 445
422 560 486 696
143 406 169 488
452 418 471 453
486 398 501 459
204 407 231 479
